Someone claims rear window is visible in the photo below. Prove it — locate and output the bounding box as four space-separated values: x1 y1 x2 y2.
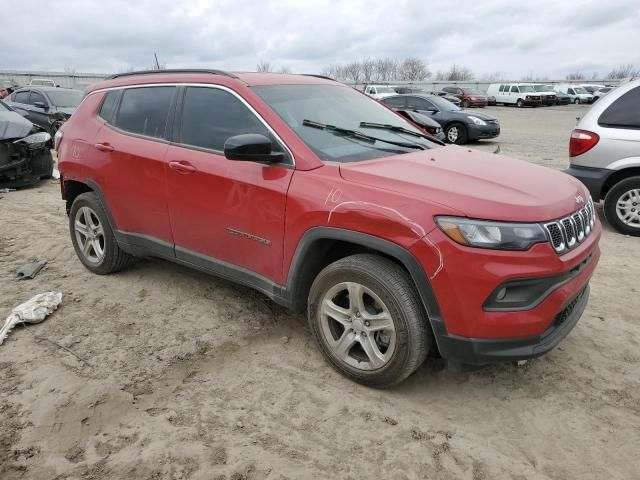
114 86 175 139
14 91 29 103
598 86 640 129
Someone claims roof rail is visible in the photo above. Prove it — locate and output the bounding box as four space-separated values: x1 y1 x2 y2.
301 74 336 81
107 69 238 80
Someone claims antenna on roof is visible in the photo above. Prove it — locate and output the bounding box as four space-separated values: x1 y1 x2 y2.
154 53 161 70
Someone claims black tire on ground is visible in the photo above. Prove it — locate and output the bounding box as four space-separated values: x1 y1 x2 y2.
573 98 580 104
445 122 468 144
307 254 431 388
603 176 640 236
516 99 524 108
69 192 135 274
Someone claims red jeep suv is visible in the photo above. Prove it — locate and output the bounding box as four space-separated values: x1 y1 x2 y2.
56 70 600 387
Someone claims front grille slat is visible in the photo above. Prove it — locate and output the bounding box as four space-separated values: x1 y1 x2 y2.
544 199 596 254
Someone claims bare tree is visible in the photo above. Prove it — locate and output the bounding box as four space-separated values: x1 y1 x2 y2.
256 60 273 73
397 57 431 81
607 63 640 79
436 64 474 81
277 66 292 74
479 71 503 82
566 71 585 81
361 57 376 83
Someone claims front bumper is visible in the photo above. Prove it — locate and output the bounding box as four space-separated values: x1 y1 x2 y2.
467 122 500 140
435 285 589 365
565 164 611 201
409 220 600 365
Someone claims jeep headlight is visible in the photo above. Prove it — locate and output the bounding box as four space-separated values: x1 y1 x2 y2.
467 116 486 126
436 217 548 250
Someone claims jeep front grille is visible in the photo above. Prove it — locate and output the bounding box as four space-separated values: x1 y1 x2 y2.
544 199 596 254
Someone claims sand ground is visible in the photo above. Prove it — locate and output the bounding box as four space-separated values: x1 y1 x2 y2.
1 104 638 479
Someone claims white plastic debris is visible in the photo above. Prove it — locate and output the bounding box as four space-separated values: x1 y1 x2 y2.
0 292 63 345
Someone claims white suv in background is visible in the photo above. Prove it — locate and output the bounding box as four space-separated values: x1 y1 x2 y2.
363 84 398 100
566 79 640 235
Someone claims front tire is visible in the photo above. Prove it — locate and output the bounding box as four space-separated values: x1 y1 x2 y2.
462 99 470 108
603 177 640 236
69 192 134 274
307 254 430 388
573 98 580 104
516 99 525 108
445 122 468 144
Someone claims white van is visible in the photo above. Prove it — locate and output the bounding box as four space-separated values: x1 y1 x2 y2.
486 83 543 107
29 78 57 87
554 84 594 104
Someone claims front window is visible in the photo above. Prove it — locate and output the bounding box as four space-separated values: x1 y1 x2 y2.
518 85 535 93
574 87 588 94
533 85 547 92
253 84 440 163
46 90 84 108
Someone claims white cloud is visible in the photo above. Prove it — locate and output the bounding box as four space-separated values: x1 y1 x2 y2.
0 0 638 79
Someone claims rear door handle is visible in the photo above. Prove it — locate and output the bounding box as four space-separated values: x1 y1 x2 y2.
94 142 114 152
169 161 197 174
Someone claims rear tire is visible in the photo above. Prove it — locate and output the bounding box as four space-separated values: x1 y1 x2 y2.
603 177 640 236
69 192 134 274
445 122 468 144
307 254 430 388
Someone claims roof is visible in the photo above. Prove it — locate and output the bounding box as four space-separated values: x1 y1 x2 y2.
86 70 339 94
13 86 82 92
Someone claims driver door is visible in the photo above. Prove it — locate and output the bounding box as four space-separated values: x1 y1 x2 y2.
166 86 294 281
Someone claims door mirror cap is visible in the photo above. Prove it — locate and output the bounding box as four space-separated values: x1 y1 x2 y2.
224 134 284 163
33 101 48 110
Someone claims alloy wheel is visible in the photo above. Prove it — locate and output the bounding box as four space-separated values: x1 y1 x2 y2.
447 126 459 143
74 206 106 264
319 281 396 371
616 189 640 229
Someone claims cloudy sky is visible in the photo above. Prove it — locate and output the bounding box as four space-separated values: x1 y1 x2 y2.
1 0 639 79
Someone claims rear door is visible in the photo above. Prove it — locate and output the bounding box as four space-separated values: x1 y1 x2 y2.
165 85 294 281
91 86 177 253
8 90 32 119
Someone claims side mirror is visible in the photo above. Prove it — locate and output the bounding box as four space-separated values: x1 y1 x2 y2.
224 134 284 164
33 101 47 110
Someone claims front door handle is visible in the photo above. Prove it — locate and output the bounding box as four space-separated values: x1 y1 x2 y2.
169 161 197 174
94 142 114 152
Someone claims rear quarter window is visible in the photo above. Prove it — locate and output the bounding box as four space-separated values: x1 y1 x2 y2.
98 90 120 123
114 86 175 139
598 86 640 129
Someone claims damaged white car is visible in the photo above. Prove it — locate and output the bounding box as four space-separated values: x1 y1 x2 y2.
0 100 53 188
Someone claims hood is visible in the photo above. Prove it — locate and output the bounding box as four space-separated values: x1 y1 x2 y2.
0 110 34 140
339 146 588 222
452 110 496 121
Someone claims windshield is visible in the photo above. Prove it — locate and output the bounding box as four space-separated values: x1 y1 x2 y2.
46 90 83 108
375 86 395 93
574 87 588 94
462 89 483 95
253 84 440 163
429 95 461 111
518 85 535 93
533 85 548 92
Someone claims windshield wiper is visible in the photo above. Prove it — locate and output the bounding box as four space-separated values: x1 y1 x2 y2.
359 122 445 145
302 119 425 150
